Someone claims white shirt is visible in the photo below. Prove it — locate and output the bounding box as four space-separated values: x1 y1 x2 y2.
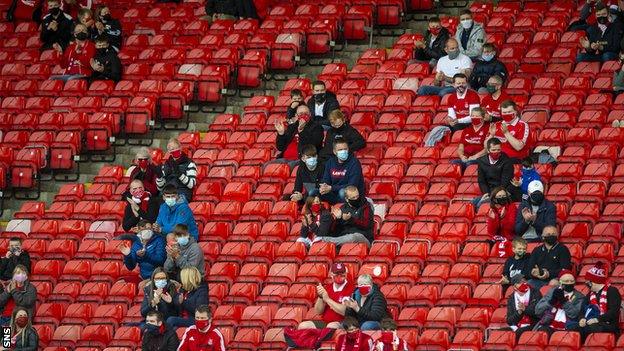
315 102 325 118
435 53 473 86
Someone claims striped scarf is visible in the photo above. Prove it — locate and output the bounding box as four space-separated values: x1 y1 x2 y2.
589 284 609 315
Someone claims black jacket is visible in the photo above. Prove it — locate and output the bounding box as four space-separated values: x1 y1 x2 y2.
275 121 324 159
40 10 73 51
157 154 198 202
0 251 31 281
0 280 37 317
205 0 258 18
503 254 532 282
583 285 622 327
300 210 334 239
476 153 515 195
514 199 557 240
122 195 161 232
140 280 181 322
585 21 623 55
141 326 179 351
12 326 38 351
527 243 572 282
90 47 122 82
175 281 209 318
96 18 123 50
293 160 325 194
306 91 340 126
346 284 389 324
470 58 508 90
319 123 367 160
506 288 542 327
336 200 375 243
415 27 451 61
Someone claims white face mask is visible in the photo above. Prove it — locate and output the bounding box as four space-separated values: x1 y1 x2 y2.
461 19 473 29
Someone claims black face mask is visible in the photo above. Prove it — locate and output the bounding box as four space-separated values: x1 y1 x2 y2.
543 235 557 245
347 198 361 208
102 14 112 22
597 16 609 24
493 196 510 206
529 191 544 206
562 284 575 293
75 32 89 41
50 7 60 16
96 48 108 55
314 93 326 104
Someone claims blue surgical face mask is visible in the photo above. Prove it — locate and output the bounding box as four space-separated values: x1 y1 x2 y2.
154 279 167 289
305 156 318 169
177 236 189 246
482 53 495 62
336 150 349 161
164 197 176 207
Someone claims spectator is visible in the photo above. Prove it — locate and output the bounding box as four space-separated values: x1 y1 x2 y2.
320 109 366 161
7 0 41 22
121 221 166 281
335 316 374 351
140 268 180 323
287 145 325 203
298 262 355 329
518 157 542 196
500 238 532 285
480 75 510 122
578 2 623 62
455 9 486 60
344 274 389 331
177 305 225 351
163 225 205 280
126 147 161 196
534 271 584 334
414 16 451 65
0 265 37 324
205 0 240 21
94 5 122 51
307 81 340 127
122 180 161 232
156 138 197 201
528 226 572 289
319 138 365 204
515 180 556 242
445 73 481 132
51 23 96 82
569 0 607 31
453 107 488 170
0 238 31 282
167 267 209 329
40 0 73 51
578 262 621 338
474 138 515 209
297 196 334 247
488 100 531 162
273 104 324 169
320 186 373 246
142 310 180 351
59 0 92 19
286 89 304 120
155 185 198 240
89 35 122 83
77 8 97 39
7 307 38 351
469 43 508 92
417 38 473 97
506 275 542 341
487 186 518 256
374 318 409 351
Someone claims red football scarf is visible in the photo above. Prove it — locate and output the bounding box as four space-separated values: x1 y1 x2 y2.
589 284 609 315
341 331 362 351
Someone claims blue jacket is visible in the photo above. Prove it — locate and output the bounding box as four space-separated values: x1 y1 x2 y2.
521 168 541 195
175 281 209 318
321 153 365 196
514 199 557 240
123 234 166 280
156 199 199 240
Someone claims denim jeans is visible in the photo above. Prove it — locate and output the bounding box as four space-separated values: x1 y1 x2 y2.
451 159 478 172
320 188 346 204
50 74 88 82
417 85 456 97
166 316 195 329
576 51 618 63
472 195 489 211
360 321 381 330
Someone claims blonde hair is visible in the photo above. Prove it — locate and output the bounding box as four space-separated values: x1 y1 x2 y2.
328 109 345 122
180 267 202 292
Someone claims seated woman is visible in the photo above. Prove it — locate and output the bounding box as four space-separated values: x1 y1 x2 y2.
343 274 388 331
166 267 208 329
487 186 519 258
534 270 584 335
7 307 38 350
506 274 542 341
0 265 37 325
296 196 334 247
140 267 181 323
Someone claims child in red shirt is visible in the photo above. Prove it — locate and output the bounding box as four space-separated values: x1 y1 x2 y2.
335 317 374 351
374 318 409 351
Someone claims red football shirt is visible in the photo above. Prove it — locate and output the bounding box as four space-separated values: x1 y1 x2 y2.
481 91 511 119
460 123 488 157
447 89 481 123
493 119 530 159
323 281 355 323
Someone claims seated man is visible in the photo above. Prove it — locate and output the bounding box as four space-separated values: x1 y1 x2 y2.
286 89 304 120
89 35 122 82
454 107 488 169
534 270 584 333
414 16 451 66
40 0 73 51
454 9 486 60
474 138 515 209
163 224 205 279
156 138 197 201
469 43 508 92
515 180 556 242
307 80 340 127
155 185 198 241
287 145 325 203
527 226 572 289
177 305 225 350
577 2 623 62
318 186 373 247
94 5 122 51
125 147 161 196
273 104 324 169
488 99 531 162
445 73 481 132
298 263 354 329
120 220 166 281
142 311 180 350
319 109 366 160
122 179 161 232
480 74 510 123
578 262 622 338
343 274 389 331
0 238 31 282
51 23 96 82
417 38 473 97
506 274 542 341
319 138 365 204
500 238 531 286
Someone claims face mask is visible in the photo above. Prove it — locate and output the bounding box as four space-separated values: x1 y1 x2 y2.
177 236 189 246
102 14 112 21
130 188 145 199
455 85 467 94
165 197 176 207
346 330 359 340
298 113 310 123
333 276 346 285
195 320 210 331
543 236 557 245
489 151 501 161
471 117 482 126
359 285 371 296
314 93 326 104
348 198 361 208
137 159 149 169
305 156 317 169
15 316 28 328
50 7 60 16
429 26 441 35
461 19 473 29
310 203 321 213
140 229 153 242
144 323 161 335
516 282 530 294
596 16 609 24
96 48 108 55
154 279 167 289
75 32 88 41
494 196 510 205
529 191 544 206
447 49 460 60
170 149 182 159
13 273 27 283
336 150 349 161
501 112 516 123
482 53 495 62
486 84 497 94
380 331 394 343
562 284 575 293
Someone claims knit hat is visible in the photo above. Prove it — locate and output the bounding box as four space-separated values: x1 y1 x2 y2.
585 262 607 284
558 269 574 279
527 180 544 195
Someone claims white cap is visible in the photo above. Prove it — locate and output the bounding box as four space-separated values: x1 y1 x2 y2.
527 180 544 194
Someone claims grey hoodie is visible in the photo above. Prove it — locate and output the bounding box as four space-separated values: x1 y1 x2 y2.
455 21 486 59
535 287 584 324
164 237 205 278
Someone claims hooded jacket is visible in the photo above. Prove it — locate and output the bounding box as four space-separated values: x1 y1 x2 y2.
163 237 205 278
506 287 542 327
155 198 199 241
476 153 515 195
307 91 340 126
415 26 451 61
345 284 389 325
275 120 324 159
454 21 486 59
514 199 557 240
140 280 181 321
320 123 367 160
156 153 197 201
322 153 365 197
123 234 166 280
141 324 179 351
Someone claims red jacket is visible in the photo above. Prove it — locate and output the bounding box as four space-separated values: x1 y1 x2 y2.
177 325 225 351
61 40 96 76
335 332 374 351
487 202 518 240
